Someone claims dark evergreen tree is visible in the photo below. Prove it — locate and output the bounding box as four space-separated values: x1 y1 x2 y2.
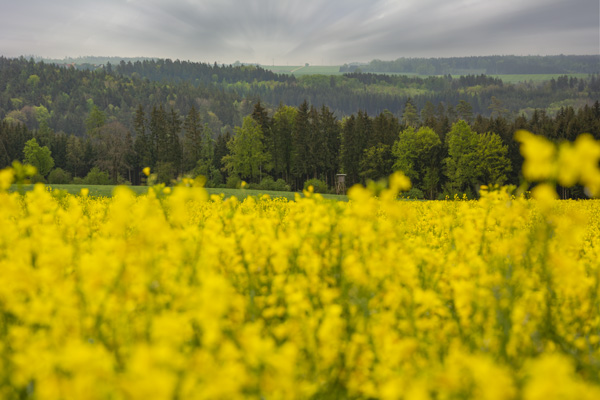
251 101 273 172
183 105 203 172
271 105 296 182
167 108 182 175
149 105 168 164
291 101 311 187
307 105 326 179
371 110 400 147
213 131 231 179
319 105 341 186
133 105 151 183
340 111 371 186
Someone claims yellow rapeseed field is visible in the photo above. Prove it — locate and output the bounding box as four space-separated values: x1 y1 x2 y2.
0 131 600 399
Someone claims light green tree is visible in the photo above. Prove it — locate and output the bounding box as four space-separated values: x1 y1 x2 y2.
33 105 50 125
392 126 442 198
222 116 271 182
444 121 480 196
27 74 40 88
23 138 54 177
476 132 511 185
444 121 511 196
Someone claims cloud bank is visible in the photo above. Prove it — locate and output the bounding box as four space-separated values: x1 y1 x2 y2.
1 0 598 65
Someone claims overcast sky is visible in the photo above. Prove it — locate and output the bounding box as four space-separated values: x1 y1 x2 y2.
1 0 598 65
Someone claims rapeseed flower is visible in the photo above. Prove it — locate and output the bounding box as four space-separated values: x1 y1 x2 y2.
0 132 600 398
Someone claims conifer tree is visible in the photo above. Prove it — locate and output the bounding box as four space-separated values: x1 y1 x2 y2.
167 108 182 175
291 101 311 185
340 114 362 186
213 131 231 178
133 105 152 180
319 105 340 185
272 105 296 182
149 105 168 164
402 98 418 127
251 101 273 171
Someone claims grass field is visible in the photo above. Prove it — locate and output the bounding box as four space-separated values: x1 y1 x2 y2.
488 73 590 84
262 65 344 76
263 65 590 83
10 183 348 201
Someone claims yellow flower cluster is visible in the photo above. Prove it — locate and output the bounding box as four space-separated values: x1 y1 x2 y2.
516 130 600 198
1 134 600 399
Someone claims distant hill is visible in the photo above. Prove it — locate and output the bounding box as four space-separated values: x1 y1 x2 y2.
342 55 600 75
1 56 598 139
33 56 157 66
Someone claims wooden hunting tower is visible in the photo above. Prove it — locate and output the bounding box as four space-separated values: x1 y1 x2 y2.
336 174 347 195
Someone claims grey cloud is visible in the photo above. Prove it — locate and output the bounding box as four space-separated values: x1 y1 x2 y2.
0 0 597 64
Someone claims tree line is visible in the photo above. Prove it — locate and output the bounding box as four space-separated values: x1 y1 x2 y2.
2 57 598 141
343 55 600 75
2 99 599 199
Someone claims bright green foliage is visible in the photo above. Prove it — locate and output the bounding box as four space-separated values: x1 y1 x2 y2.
33 105 54 147
393 126 441 198
444 121 480 196
477 132 512 185
33 105 50 125
26 74 40 87
444 121 511 196
223 116 271 181
23 138 54 177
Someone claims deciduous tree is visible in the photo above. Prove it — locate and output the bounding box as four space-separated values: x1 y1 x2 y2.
222 116 270 182
393 126 442 198
23 137 54 177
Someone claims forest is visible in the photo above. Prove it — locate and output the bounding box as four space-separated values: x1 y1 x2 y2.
342 55 599 75
1 56 599 198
